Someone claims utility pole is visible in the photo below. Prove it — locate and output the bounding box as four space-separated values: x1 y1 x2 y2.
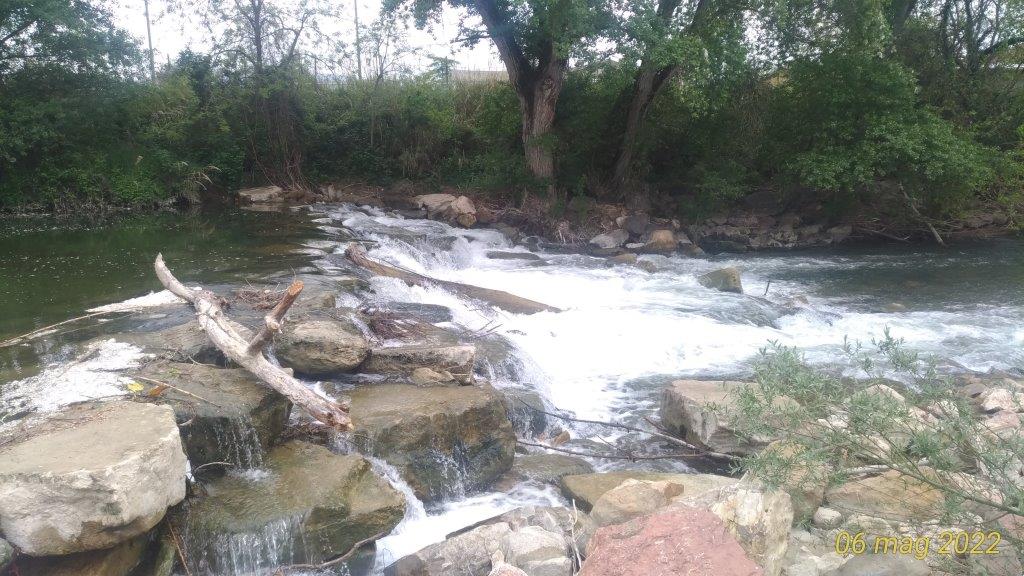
144 0 156 81
354 0 362 80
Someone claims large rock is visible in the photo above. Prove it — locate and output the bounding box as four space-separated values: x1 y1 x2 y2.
185 441 404 572
678 481 793 576
275 318 370 376
823 469 946 523
138 361 292 469
830 554 930 576
588 230 629 250
16 533 149 576
237 185 284 203
415 193 477 227
590 479 683 526
698 267 744 293
362 344 477 385
636 229 677 254
759 440 828 523
387 522 509 576
388 506 587 576
0 401 187 555
347 383 515 501
559 471 737 512
659 379 778 456
578 507 763 576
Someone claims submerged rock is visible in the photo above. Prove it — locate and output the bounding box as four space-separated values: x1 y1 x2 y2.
578 507 762 576
115 320 224 364
362 344 476 385
347 382 515 501
559 471 737 512
487 251 544 262
697 267 744 293
659 379 780 456
0 538 12 572
494 453 594 490
16 533 149 576
138 361 292 469
0 401 187 555
275 317 370 376
185 441 404 572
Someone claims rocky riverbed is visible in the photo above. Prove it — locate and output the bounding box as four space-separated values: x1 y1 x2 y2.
1 197 1023 576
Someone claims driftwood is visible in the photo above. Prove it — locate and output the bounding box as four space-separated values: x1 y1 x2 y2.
344 244 561 315
154 254 352 430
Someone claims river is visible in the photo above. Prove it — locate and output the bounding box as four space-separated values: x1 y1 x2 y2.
1 203 1022 574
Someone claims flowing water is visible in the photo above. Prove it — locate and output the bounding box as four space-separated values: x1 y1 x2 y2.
2 203 1023 574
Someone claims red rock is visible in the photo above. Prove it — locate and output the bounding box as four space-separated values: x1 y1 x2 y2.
578 506 763 576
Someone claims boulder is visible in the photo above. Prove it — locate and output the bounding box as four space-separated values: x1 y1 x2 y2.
275 318 370 376
979 387 1022 413
389 506 588 576
237 185 284 203
0 401 187 555
499 526 571 576
490 551 529 576
185 441 404 572
386 522 509 576
622 213 650 236
559 471 737 512
659 379 776 455
362 344 476 385
606 253 637 265
678 481 793 576
137 361 292 469
579 507 762 576
636 229 677 254
823 469 946 523
759 440 828 523
812 507 843 530
16 533 149 576
414 193 477 227
780 529 846 576
698 267 744 293
588 230 629 250
347 383 515 501
590 479 683 526
494 454 594 490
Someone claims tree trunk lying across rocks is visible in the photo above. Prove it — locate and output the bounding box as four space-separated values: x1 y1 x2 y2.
344 243 560 315
154 254 352 430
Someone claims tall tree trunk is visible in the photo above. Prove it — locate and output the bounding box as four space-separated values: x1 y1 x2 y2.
608 66 676 196
475 0 566 189
520 57 565 184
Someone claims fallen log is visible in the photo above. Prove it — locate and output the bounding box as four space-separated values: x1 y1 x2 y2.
344 244 561 315
154 254 352 431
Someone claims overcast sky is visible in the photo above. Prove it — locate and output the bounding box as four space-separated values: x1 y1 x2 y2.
112 0 503 74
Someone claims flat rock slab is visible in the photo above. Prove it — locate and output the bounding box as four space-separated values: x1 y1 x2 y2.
185 441 405 572
137 361 292 468
559 471 737 512
362 344 477 385
347 383 515 502
0 400 187 555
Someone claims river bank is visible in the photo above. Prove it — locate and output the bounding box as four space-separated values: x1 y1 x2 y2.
2 202 1024 575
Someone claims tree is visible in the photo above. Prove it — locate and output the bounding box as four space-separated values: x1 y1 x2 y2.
604 0 749 201
0 0 138 80
389 0 610 191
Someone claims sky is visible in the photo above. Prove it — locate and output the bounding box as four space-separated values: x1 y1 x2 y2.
112 0 504 75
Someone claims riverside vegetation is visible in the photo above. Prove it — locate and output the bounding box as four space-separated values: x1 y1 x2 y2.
4 0 1024 242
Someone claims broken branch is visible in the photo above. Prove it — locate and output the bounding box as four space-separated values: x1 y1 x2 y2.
154 254 352 431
